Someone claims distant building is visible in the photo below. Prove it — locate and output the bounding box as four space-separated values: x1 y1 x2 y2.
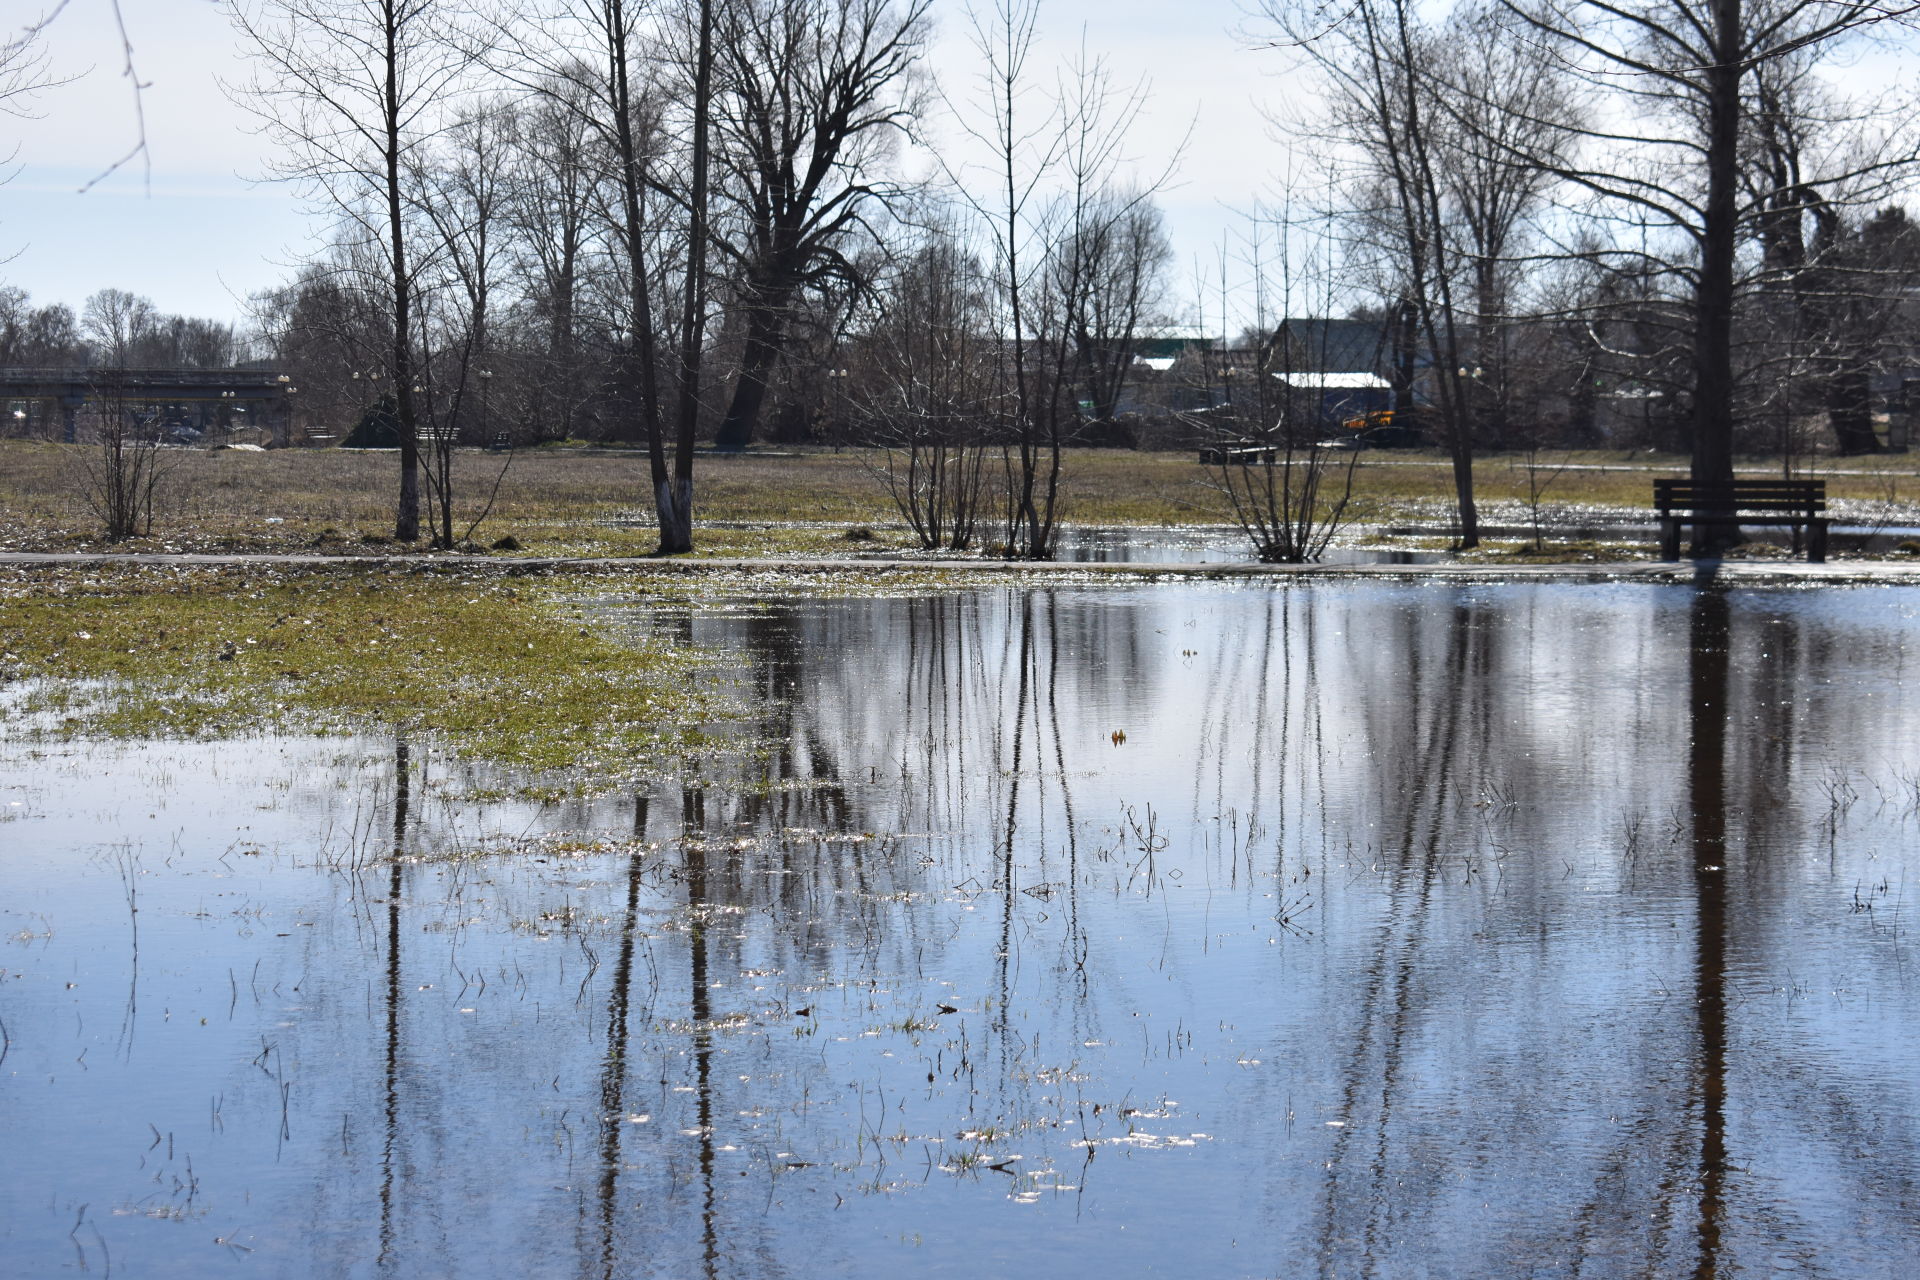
1270 371 1394 428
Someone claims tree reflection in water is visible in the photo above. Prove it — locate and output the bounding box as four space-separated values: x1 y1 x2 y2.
1689 588 1731 1278
378 734 409 1274
593 796 648 1280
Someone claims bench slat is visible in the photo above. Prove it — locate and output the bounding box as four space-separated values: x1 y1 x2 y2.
1653 479 1824 513
1658 506 1820 514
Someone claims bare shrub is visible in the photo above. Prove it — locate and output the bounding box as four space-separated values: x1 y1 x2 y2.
77 373 173 542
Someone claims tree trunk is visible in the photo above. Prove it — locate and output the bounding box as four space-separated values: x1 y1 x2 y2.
656 475 694 550
1828 363 1881 455
712 297 788 451
384 0 419 544
1391 297 1417 410
1691 0 1743 554
660 0 713 556
550 266 575 442
1077 333 1124 423
1474 257 1508 448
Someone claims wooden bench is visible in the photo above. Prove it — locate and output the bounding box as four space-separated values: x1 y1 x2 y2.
1198 443 1280 465
1653 478 1829 562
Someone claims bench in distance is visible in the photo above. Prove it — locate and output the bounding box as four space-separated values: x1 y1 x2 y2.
1653 478 1829 562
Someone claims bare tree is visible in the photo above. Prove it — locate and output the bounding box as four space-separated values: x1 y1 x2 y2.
667 0 717 554
252 261 394 440
498 0 705 551
1067 192 1170 426
81 288 158 366
78 372 171 542
232 0 470 542
947 3 1164 558
1265 0 1490 547
501 87 602 442
942 0 1056 558
855 224 998 549
2 289 89 433
1427 2 1574 448
1 19 54 175
1501 0 1920 548
1738 62 1920 460
413 103 516 547
705 0 931 451
143 315 243 368
1205 215 1362 563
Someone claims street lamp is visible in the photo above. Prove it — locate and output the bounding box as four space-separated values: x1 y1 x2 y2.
823 367 849 448
477 369 495 446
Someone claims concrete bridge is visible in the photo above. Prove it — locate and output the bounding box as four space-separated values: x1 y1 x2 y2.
0 367 294 443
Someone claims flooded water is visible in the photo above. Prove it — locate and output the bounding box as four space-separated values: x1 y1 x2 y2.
6 580 1920 1277
1047 526 1446 566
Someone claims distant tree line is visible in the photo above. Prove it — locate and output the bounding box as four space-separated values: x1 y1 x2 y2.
0 286 245 369
12 0 1920 560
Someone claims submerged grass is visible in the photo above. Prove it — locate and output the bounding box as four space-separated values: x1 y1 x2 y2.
0 564 739 785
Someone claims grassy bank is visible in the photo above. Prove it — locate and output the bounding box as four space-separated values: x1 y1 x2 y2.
4 439 1918 558
0 561 1015 787
0 564 740 787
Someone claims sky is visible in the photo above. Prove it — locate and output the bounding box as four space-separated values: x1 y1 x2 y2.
1 0 1296 328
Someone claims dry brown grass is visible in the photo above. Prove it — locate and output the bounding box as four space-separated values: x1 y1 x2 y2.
4 439 1916 557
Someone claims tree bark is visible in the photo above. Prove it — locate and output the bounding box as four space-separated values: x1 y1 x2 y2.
659 0 714 555
1690 0 1743 554
378 0 416 545
1828 363 1881 454
712 292 790 451
384 0 420 544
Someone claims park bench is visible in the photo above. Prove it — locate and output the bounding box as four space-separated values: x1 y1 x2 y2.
1198 442 1280 465
1653 478 1829 562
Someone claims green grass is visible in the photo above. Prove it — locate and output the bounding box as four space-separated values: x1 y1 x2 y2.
0 564 735 787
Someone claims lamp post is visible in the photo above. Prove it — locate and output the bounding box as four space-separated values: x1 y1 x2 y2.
825 367 847 449
478 368 494 446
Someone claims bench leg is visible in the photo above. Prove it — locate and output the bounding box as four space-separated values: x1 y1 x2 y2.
1660 518 1680 561
1809 520 1828 564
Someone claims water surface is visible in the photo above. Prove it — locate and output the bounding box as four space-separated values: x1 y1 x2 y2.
5 580 1920 1277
